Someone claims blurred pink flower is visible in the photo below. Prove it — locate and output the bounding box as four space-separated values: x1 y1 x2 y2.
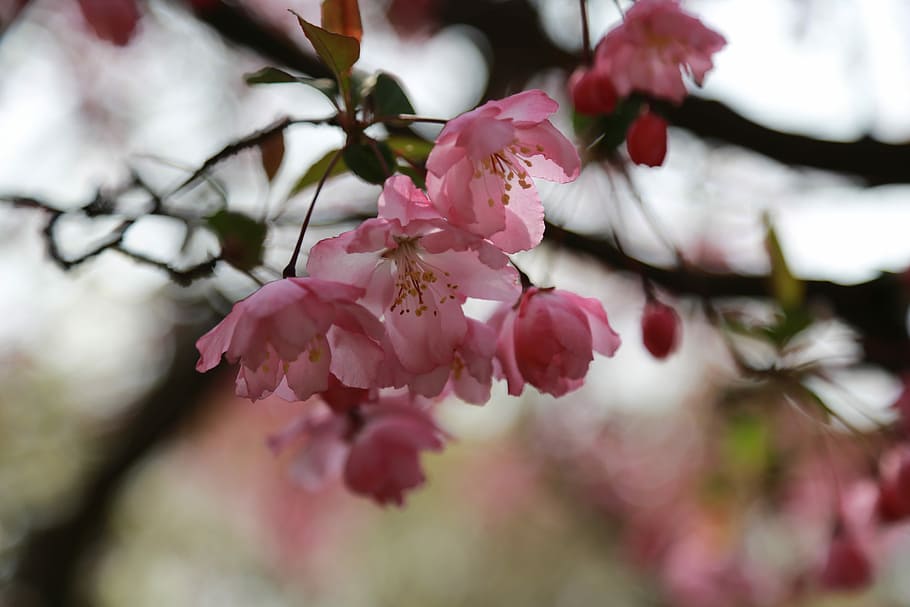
490 287 621 397
344 401 446 506
195 278 384 401
627 109 669 167
595 0 726 103
878 444 910 521
819 481 879 592
307 176 519 375
426 90 580 252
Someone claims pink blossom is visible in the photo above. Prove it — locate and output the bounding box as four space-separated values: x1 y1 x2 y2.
195 278 385 401
396 318 498 404
267 403 350 491
641 298 681 358
307 176 520 375
269 392 446 506
490 287 621 397
344 401 447 506
594 0 726 103
819 481 879 592
426 90 581 252
627 109 669 167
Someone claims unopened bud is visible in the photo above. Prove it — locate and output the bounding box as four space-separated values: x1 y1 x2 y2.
627 109 668 167
568 67 618 116
641 300 681 359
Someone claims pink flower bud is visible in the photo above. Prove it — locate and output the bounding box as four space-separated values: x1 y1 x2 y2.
641 300 681 359
819 534 874 592
77 0 140 46
626 110 668 167
878 445 910 521
568 67 618 116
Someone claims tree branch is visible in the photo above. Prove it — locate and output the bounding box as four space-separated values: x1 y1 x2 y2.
544 221 910 372
9 320 221 607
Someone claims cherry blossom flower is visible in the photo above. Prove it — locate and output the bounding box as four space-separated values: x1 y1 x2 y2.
195 278 385 402
594 0 726 104
267 402 350 491
490 287 621 397
426 90 581 252
307 176 520 375
344 401 446 506
390 318 498 404
641 298 681 358
270 395 447 506
627 109 669 167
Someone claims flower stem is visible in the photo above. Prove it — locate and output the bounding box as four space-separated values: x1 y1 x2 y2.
579 0 592 64
283 148 344 278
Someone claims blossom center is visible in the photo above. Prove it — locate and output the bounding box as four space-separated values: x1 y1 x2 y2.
472 141 544 208
388 237 458 317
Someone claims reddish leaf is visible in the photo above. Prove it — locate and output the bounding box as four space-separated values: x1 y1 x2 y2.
321 0 362 43
292 11 360 79
259 132 285 182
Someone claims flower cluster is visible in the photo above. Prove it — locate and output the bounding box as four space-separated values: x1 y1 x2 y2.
569 0 726 166
196 90 621 505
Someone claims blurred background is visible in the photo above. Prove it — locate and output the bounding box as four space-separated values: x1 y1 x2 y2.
2 0 910 605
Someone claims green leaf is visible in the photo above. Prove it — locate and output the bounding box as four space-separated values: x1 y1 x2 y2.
575 97 643 157
259 131 285 182
244 67 339 99
386 135 433 163
206 210 267 271
343 141 395 185
289 149 348 197
764 214 805 311
292 12 360 91
364 72 416 118
244 67 298 84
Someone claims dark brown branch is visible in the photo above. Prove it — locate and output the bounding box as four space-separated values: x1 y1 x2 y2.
9 320 222 607
172 116 308 193
544 221 910 371
664 98 910 186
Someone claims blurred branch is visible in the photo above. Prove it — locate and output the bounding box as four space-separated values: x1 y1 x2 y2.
10 320 221 607
1 178 221 283
544 221 910 371
664 98 910 186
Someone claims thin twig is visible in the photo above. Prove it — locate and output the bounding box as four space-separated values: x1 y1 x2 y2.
283 149 344 278
171 116 332 195
579 0 592 64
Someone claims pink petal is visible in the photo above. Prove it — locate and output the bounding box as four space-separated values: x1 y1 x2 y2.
283 335 332 401
488 89 559 125
515 121 582 183
378 175 440 225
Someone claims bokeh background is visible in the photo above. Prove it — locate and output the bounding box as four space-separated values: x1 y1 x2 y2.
2 0 910 605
